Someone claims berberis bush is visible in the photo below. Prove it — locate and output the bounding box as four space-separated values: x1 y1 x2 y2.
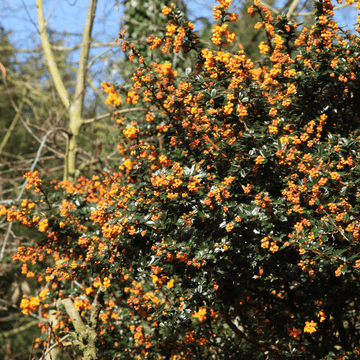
2 0 360 358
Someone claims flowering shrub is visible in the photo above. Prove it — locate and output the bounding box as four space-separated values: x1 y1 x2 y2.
2 0 360 358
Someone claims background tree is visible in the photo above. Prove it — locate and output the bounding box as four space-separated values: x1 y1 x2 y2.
0 27 45 359
1 2 118 358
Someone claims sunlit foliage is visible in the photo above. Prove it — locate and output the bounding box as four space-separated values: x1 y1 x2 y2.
2 0 360 358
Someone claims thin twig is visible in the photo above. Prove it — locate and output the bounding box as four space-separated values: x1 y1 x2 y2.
29 336 35 360
81 107 146 125
323 209 350 242
295 3 352 16
39 335 70 360
87 43 119 69
0 41 119 54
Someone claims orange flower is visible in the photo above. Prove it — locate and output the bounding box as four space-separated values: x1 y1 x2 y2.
125 91 139 104
162 5 172 15
123 125 139 140
261 237 270 249
24 171 42 192
229 13 238 22
103 277 111 288
174 26 186 53
218 0 231 9
269 242 279 253
192 308 207 322
255 156 265 165
186 22 195 30
123 159 132 170
20 296 41 315
330 172 340 180
226 222 234 232
184 330 195 344
335 264 343 277
317 310 326 322
197 337 208 345
304 320 317 334
288 326 301 339
242 184 252 193
269 108 277 117
38 218 49 233
268 125 277 134
259 41 270 54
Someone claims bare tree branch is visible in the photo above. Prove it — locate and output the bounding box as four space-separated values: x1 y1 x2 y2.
61 286 105 360
38 335 70 360
287 0 301 19
36 0 70 109
82 107 146 125
294 2 352 16
0 41 119 54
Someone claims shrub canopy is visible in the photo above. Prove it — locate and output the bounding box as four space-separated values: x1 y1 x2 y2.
2 0 360 358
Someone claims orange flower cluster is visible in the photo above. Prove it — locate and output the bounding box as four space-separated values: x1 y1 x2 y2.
147 35 162 50
123 125 139 140
211 24 235 46
218 0 231 9
187 175 201 192
101 81 122 106
162 5 173 16
38 218 49 233
258 41 270 54
255 155 265 164
304 320 317 334
174 26 186 53
126 90 139 105
24 171 42 193
192 307 207 322
213 6 222 19
74 298 92 311
226 222 234 232
154 61 177 81
166 22 177 37
20 296 41 315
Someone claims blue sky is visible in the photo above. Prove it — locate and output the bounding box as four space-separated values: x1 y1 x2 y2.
1 0 357 113
2 0 356 53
